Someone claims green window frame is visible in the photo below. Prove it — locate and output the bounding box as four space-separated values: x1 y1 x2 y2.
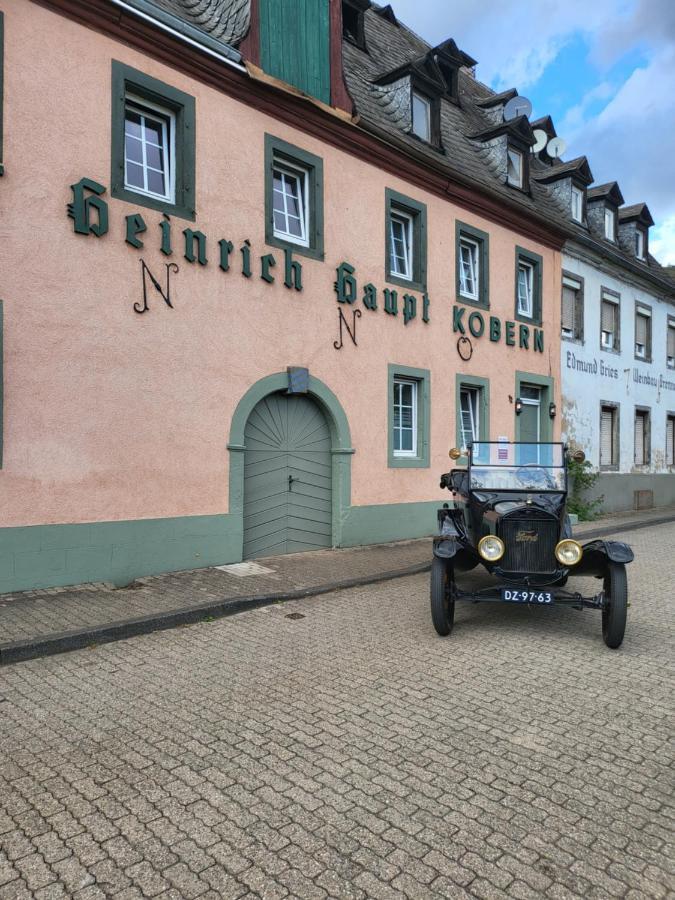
111 60 196 220
388 364 430 468
456 221 489 308
514 246 543 326
385 189 427 292
0 299 3 468
0 11 4 177
455 374 490 464
515 371 554 443
264 134 324 261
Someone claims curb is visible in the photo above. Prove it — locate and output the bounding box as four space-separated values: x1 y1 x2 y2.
1 514 673 665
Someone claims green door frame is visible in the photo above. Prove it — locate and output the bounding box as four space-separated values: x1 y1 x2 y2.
228 373 353 560
515 371 554 442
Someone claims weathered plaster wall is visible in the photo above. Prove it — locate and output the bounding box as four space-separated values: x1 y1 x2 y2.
0 1 562 588
561 248 675 510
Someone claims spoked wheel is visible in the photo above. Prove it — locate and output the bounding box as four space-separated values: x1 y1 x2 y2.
602 562 628 649
430 557 455 636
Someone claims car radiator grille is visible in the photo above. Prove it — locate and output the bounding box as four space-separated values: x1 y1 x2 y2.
499 514 559 574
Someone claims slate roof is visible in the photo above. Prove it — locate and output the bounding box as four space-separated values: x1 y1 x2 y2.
138 0 673 295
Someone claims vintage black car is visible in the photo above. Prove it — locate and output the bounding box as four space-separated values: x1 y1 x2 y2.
431 442 633 648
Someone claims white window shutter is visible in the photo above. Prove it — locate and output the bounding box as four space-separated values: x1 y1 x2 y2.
635 314 647 347
562 286 576 334
600 408 613 466
601 301 615 333
667 417 674 466
634 412 645 465
667 326 675 359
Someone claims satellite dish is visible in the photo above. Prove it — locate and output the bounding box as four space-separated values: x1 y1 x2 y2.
531 129 548 153
504 96 532 121
547 137 567 159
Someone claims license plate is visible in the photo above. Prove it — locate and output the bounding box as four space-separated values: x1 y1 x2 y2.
501 589 553 604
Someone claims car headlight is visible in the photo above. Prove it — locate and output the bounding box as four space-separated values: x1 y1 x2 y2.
478 535 505 562
555 539 583 566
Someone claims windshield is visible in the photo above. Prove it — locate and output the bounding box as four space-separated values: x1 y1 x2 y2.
469 442 566 491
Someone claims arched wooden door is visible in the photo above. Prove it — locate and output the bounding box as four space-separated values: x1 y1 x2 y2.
243 392 332 559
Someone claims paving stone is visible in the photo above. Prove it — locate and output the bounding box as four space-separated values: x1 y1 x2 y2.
0 521 671 900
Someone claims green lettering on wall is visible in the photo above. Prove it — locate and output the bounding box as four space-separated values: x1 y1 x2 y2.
534 329 545 353
422 293 430 323
218 239 233 271
489 316 501 342
260 253 276 283
284 249 302 291
67 178 109 237
335 262 357 304
505 321 516 346
241 240 252 278
125 213 146 249
468 311 485 338
519 324 530 349
362 283 377 311
452 306 466 334
159 218 172 256
403 294 416 325
183 229 207 265
383 289 398 316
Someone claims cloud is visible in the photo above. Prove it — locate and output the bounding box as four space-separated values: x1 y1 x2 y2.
651 217 675 266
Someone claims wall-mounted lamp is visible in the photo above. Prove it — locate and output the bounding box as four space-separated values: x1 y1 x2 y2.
549 401 557 419
514 397 523 415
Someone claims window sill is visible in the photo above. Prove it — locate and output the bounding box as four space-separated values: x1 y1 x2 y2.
385 272 426 293
562 334 584 344
599 465 619 472
265 233 324 261
514 312 542 327
111 184 195 221
389 455 430 469
457 294 489 310
634 356 652 364
600 346 621 356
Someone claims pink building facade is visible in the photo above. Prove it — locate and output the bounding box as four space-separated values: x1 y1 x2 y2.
0 0 566 592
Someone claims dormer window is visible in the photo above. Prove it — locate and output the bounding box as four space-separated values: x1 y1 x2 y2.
411 91 431 142
507 147 523 188
604 208 616 241
571 185 583 223
636 228 646 260
342 0 367 50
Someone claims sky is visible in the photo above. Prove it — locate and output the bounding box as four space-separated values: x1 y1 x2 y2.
389 0 675 264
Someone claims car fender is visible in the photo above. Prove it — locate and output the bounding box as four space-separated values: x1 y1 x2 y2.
433 538 461 560
572 539 634 577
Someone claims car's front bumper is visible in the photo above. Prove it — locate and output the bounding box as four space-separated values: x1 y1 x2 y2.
453 583 606 610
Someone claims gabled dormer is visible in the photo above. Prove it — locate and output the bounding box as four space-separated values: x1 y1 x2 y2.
471 115 535 192
428 39 477 104
534 155 593 224
618 203 654 262
373 55 447 147
586 182 624 244
476 88 518 126
342 0 370 51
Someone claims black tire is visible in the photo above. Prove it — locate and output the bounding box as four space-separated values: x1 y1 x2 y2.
430 557 455 636
602 562 627 649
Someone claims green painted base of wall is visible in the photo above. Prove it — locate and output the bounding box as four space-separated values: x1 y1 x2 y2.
591 474 675 515
0 501 441 595
340 501 439 548
0 515 238 594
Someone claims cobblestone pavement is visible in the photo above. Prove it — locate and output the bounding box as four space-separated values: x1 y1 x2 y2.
0 522 673 900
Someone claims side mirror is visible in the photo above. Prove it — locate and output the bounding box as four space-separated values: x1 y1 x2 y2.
449 448 462 460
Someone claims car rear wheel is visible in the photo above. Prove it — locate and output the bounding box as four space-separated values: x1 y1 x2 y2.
602 562 627 649
430 557 455 636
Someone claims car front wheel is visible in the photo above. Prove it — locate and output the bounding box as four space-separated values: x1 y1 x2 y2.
602 562 627 649
430 557 455 636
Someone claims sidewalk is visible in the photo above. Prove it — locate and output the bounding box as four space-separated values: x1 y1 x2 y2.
1 504 674 663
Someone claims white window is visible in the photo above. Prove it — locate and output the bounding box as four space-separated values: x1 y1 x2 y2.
601 296 618 350
459 237 480 301
667 323 675 369
411 91 431 142
393 378 417 456
460 387 480 448
389 210 413 280
604 207 616 241
507 148 523 188
600 405 617 468
667 415 675 467
635 308 650 360
517 261 534 317
124 96 175 202
635 229 646 260
272 161 309 246
561 276 581 339
634 409 649 466
571 185 583 222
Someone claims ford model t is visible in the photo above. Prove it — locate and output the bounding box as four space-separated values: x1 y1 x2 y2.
431 442 633 648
